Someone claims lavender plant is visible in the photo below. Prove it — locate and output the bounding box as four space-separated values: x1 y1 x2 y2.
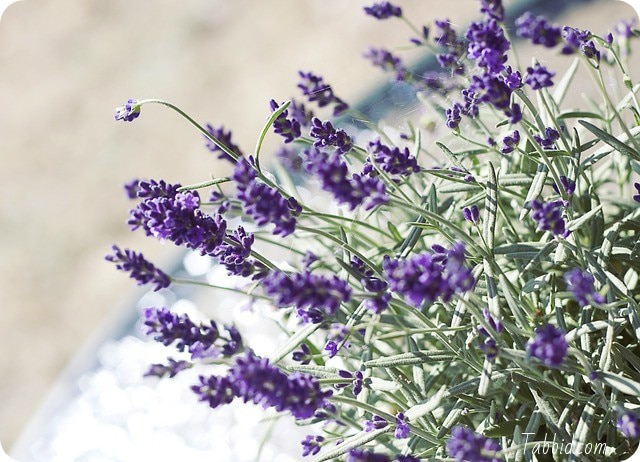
109 2 640 460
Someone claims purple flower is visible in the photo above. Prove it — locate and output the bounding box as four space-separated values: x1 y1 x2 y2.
363 48 407 81
533 127 560 149
270 99 301 143
527 324 568 367
618 412 640 439
128 181 228 254
347 448 390 462
634 182 640 203
479 308 503 337
309 118 353 154
395 413 410 439
469 73 512 109
142 307 224 358
552 175 576 196
352 370 364 396
465 18 510 74
124 179 141 199
561 26 592 54
366 139 420 177
434 20 467 75
480 338 499 360
301 435 325 457
298 71 349 116
501 130 520 154
505 103 522 124
192 375 237 409
144 358 191 379
363 2 402 19
261 270 352 323
364 415 389 432
396 457 419 462
276 145 303 172
212 226 267 279
503 66 523 90
383 242 475 307
227 351 332 419
530 198 568 237
462 205 480 223
447 426 502 462
106 245 171 291
524 63 555 90
114 99 141 122
204 124 244 162
292 343 312 365
515 12 562 48
303 148 387 210
564 268 605 307
479 0 505 22
289 99 315 127
233 159 301 237
446 103 462 129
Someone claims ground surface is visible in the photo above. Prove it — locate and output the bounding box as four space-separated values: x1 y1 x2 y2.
0 0 635 450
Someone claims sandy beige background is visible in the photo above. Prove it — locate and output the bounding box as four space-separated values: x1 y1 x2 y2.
0 0 635 450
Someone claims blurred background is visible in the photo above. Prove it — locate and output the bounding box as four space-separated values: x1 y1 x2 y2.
0 0 636 459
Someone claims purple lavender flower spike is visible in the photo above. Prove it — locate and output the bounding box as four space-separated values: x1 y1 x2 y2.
261 270 352 323
394 413 410 439
106 245 171 291
533 127 560 149
515 12 562 48
363 2 402 20
145 358 191 379
434 20 467 75
552 175 576 196
233 159 300 236
124 179 141 199
192 375 237 409
298 71 349 115
527 324 568 367
469 73 512 109
465 18 510 74
301 435 324 457
480 338 500 360
212 226 267 279
204 123 244 161
363 48 407 81
447 426 502 462
352 370 364 396
270 99 301 143
530 198 568 237
501 130 520 154
347 448 390 462
524 63 555 90
618 411 640 439
366 138 419 177
446 103 462 129
564 268 605 307
289 99 315 127
396 456 419 462
364 415 389 432
114 99 141 122
309 117 353 154
634 182 640 203
561 26 592 55
383 242 474 307
479 0 505 22
462 205 480 223
503 66 523 90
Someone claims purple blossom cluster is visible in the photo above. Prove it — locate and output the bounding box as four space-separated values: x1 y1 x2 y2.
301 435 324 457
144 358 191 379
270 99 301 143
204 123 244 161
479 0 505 22
192 350 331 419
634 182 640 203
363 2 402 20
524 63 555 90
515 12 600 61
383 242 475 308
553 175 576 196
298 71 348 116
309 118 353 154
365 139 420 178
564 268 605 307
261 270 352 323
478 308 503 360
233 159 301 236
465 17 510 74
434 20 467 75
128 180 227 254
114 99 141 122
289 99 315 127
618 411 640 439
212 226 267 279
347 449 390 462
302 148 388 210
447 426 502 462
501 130 520 154
462 204 480 223
527 323 568 367
106 245 171 291
142 306 242 359
533 127 560 149
530 198 568 237
363 47 407 81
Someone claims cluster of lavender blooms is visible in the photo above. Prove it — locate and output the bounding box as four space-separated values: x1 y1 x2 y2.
109 0 640 460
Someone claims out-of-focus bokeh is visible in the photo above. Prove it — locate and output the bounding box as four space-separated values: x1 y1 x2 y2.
0 0 636 454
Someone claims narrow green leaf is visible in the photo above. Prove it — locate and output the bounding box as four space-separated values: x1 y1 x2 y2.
271 323 322 363
483 162 498 253
579 120 640 162
599 371 640 396
519 165 548 220
312 427 390 462
553 58 580 105
364 350 457 367
255 100 291 162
